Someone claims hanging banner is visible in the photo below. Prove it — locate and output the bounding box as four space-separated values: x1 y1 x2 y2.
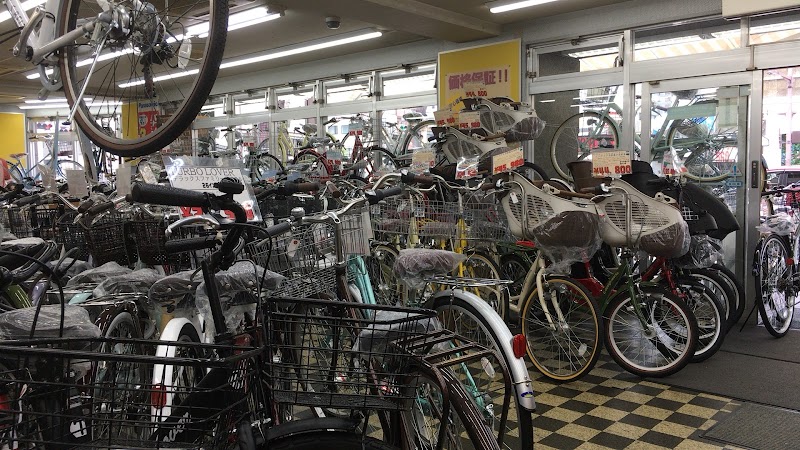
438 39 521 110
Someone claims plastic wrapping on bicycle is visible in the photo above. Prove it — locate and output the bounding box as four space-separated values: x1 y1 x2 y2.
129 182 209 207
12 194 40 206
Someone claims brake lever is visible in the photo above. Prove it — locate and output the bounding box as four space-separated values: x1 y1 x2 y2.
165 214 221 238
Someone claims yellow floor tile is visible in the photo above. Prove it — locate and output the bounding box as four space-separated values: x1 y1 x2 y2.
651 421 696 438
534 392 570 407
577 442 615 450
674 440 725 450
632 404 673 420
617 391 655 404
574 392 613 406
655 390 696 403
605 422 650 440
542 407 584 423
626 442 670 450
599 378 636 389
676 403 719 419
557 423 601 441
587 405 629 422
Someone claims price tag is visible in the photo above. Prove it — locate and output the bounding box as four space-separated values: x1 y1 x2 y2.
166 158 262 222
39 165 55 191
433 109 456 127
348 121 364 136
116 162 132 197
458 111 481 130
66 169 89 198
140 164 158 184
591 150 632 177
492 148 524 174
463 82 488 99
326 149 343 167
410 149 435 173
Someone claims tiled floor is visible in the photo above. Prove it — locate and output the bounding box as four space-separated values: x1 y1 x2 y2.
530 356 747 450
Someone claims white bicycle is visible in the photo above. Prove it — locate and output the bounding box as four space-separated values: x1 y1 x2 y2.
5 0 229 157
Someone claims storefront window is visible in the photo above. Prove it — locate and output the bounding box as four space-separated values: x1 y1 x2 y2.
634 18 741 61
750 11 800 46
537 40 620 76
326 80 370 103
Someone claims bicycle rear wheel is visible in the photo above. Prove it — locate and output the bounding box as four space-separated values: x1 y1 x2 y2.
755 234 796 337
521 275 602 382
398 120 436 164
550 111 619 180
603 287 698 377
673 278 726 362
60 0 228 157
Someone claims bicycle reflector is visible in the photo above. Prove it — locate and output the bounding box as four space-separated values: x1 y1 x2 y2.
512 334 527 358
151 384 167 409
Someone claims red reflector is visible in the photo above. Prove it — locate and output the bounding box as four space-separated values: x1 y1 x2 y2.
516 240 535 249
151 384 167 409
512 334 527 358
787 258 795 266
0 393 9 412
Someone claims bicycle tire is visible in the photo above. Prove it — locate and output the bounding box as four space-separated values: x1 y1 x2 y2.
293 150 333 181
59 0 228 157
755 234 795 337
685 267 739 330
263 430 399 450
603 287 698 377
251 153 285 182
354 146 400 181
55 159 84 179
673 278 726 362
153 323 204 416
514 161 549 182
430 294 532 450
461 251 506 319
399 120 436 162
550 111 619 180
94 310 147 442
666 117 734 182
520 275 602 382
709 264 745 326
8 164 24 184
364 244 401 307
499 252 528 302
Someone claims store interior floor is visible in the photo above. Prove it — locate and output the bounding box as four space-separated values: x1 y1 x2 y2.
531 323 800 450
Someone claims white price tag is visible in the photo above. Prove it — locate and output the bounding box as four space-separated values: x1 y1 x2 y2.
410 149 435 173
116 163 132 197
433 109 457 128
140 164 158 184
456 156 479 180
510 192 519 204
458 111 481 130
492 148 524 175
39 165 55 191
66 169 89 198
463 82 488 99
591 150 632 177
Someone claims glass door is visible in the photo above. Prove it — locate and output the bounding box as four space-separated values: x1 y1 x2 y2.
640 75 752 294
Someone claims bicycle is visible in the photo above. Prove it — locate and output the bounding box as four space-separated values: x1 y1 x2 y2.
751 184 800 337
4 146 83 184
550 86 738 182
5 0 229 157
492 171 699 379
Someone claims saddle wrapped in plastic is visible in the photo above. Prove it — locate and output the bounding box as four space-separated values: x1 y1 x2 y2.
674 235 723 268
638 220 691 259
0 305 101 339
92 268 163 297
757 214 795 236
392 249 467 290
530 209 603 273
67 261 132 286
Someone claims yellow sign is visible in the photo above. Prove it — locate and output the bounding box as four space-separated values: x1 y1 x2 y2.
438 39 521 110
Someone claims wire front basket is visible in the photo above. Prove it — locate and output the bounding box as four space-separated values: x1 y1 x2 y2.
7 206 34 238
87 212 133 266
267 297 437 411
0 336 265 449
56 211 90 260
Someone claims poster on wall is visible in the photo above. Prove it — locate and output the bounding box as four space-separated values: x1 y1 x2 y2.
137 100 159 137
438 39 521 110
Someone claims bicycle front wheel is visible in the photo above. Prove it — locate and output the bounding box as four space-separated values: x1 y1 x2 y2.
398 120 436 163
603 287 698 377
550 111 619 180
521 275 602 382
756 234 796 337
60 0 228 157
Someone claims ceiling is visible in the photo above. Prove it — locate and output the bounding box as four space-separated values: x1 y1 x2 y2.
0 0 631 106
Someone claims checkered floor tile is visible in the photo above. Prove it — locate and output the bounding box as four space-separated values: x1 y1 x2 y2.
530 355 747 450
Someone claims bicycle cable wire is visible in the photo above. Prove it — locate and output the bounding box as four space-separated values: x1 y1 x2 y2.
0 27 22 46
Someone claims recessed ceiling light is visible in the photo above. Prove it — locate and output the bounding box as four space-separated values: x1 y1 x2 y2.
487 0 559 14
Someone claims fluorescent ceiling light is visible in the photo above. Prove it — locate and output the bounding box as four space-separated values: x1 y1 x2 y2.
0 0 42 24
538 99 555 103
118 69 199 88
220 31 383 69
488 0 558 14
18 104 69 109
25 97 91 104
201 104 223 110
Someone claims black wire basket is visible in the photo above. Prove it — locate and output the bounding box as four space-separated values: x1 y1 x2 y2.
7 206 34 238
87 212 133 266
55 211 91 261
131 218 215 273
31 204 63 240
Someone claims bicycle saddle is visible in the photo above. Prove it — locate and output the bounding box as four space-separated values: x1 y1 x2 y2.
303 124 318 135
10 153 26 160
402 112 425 122
392 249 467 289
149 270 199 305
0 304 101 340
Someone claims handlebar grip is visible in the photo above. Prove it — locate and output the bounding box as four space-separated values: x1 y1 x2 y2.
278 181 320 195
367 186 403 204
164 236 220 254
86 201 115 216
130 183 209 207
13 194 40 206
400 172 435 186
77 199 95 213
326 181 342 198
579 185 608 195
265 221 292 237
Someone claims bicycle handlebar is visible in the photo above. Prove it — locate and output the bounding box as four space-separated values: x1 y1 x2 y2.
130 183 209 207
164 235 221 253
366 186 403 204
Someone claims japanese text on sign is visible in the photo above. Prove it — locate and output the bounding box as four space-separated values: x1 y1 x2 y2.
447 68 509 92
591 150 632 177
433 109 457 127
410 149 436 173
463 82 488 99
166 162 262 222
492 148 524 174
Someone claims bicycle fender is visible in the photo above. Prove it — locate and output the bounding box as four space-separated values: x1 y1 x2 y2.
265 417 360 442
430 289 536 412
152 318 198 419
